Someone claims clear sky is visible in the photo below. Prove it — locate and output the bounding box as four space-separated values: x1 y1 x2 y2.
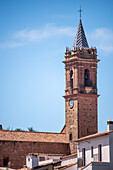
0 0 113 133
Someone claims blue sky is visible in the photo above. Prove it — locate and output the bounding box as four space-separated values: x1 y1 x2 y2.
0 0 113 133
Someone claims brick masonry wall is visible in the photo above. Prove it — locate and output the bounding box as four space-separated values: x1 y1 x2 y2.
65 99 78 154
78 96 97 138
64 50 98 154
0 141 69 169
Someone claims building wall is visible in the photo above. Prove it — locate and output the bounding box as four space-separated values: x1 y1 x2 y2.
26 155 39 169
34 164 53 170
78 96 97 138
109 132 113 169
64 164 77 170
65 98 78 154
61 155 77 166
82 162 110 170
0 141 69 169
77 135 110 166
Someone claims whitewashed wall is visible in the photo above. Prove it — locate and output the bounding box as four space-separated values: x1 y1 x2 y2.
61 155 77 166
64 164 77 170
26 155 39 168
77 135 110 165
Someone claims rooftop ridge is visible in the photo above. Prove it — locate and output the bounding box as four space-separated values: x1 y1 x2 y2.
0 129 66 134
75 130 113 142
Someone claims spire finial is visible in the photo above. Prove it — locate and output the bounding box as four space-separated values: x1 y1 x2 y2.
78 6 83 20
73 7 89 49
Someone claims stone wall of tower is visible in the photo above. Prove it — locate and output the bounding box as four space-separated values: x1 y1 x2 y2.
65 98 78 154
63 47 99 154
78 96 97 138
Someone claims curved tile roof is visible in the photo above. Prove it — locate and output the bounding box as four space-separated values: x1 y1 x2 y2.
0 130 69 143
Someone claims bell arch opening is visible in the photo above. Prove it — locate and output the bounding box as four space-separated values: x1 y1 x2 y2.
70 70 73 89
84 69 90 87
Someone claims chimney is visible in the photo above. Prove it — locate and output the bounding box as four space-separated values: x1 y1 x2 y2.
107 119 113 131
0 125 2 130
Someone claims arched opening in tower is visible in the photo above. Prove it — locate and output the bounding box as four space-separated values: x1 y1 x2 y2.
84 69 90 87
70 70 73 89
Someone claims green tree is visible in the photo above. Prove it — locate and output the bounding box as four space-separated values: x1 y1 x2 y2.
15 128 22 131
27 127 35 132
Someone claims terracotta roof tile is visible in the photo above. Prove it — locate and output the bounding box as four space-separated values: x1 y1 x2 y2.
108 119 112 122
55 162 77 169
75 130 113 142
0 130 69 143
61 153 77 159
60 124 66 133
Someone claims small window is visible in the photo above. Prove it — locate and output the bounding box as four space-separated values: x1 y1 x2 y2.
91 146 93 158
98 144 102 161
82 148 85 166
28 158 30 162
3 157 9 167
69 133 72 140
39 157 45 161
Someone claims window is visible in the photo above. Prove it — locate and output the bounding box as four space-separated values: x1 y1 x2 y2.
91 146 93 158
70 70 73 89
82 148 85 166
98 144 102 161
84 69 90 87
69 133 72 140
87 128 89 134
28 158 30 162
3 157 9 167
39 157 45 161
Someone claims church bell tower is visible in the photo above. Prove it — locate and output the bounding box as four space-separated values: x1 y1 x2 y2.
62 16 100 154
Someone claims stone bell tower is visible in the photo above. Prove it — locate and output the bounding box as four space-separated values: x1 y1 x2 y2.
62 18 100 154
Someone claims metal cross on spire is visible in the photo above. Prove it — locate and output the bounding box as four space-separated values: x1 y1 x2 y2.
78 6 83 20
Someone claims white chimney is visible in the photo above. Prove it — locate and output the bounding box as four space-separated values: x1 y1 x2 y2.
26 154 39 168
107 119 113 131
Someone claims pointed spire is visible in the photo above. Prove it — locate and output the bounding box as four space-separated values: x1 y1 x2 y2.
73 8 89 49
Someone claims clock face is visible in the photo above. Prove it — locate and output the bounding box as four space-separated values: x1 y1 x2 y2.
69 99 74 109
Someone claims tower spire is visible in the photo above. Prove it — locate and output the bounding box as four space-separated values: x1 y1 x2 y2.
73 7 89 49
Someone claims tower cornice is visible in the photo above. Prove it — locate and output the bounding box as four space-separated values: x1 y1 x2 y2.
62 58 100 64
63 93 100 99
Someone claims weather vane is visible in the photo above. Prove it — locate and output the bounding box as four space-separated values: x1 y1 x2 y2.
78 6 83 20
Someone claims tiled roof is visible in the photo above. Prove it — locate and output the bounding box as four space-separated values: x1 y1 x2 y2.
55 162 77 169
75 130 113 142
61 153 77 159
0 130 69 143
108 119 112 121
33 160 61 169
60 124 66 133
73 19 89 49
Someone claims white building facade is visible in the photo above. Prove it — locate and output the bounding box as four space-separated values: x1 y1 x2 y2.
76 125 113 170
